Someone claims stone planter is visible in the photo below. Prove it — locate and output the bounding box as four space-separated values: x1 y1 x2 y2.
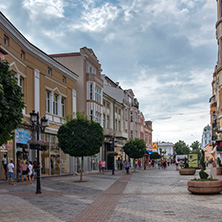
179 168 196 175
188 180 222 194
216 167 222 175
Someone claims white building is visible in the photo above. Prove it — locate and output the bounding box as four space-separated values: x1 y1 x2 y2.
157 142 174 158
201 125 211 150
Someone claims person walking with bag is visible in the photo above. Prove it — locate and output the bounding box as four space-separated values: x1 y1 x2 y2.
21 160 28 184
2 154 7 180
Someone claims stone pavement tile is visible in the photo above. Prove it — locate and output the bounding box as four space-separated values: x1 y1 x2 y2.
0 194 63 222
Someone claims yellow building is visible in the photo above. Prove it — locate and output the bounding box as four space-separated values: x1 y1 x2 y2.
0 12 78 180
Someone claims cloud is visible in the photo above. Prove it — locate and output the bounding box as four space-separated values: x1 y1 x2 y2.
22 0 65 19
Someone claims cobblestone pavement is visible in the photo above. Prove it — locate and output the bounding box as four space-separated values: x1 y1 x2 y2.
0 166 221 222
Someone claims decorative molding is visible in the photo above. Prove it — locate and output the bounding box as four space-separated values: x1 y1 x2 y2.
46 114 53 121
45 76 67 89
9 61 26 78
0 45 26 67
54 116 60 123
45 86 67 98
0 13 78 81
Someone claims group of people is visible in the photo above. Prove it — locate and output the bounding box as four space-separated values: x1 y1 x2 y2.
2 154 38 185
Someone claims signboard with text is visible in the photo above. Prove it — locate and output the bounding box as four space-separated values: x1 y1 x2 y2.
188 153 198 168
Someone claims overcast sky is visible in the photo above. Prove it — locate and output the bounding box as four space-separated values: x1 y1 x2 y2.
0 0 217 146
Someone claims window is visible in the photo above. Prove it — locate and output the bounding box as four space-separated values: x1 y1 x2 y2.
47 68 52 75
53 94 59 115
119 109 121 115
115 119 117 130
90 110 93 121
149 136 151 145
119 121 121 131
130 130 133 139
86 63 90 73
21 50 25 60
90 84 93 100
46 91 51 113
61 97 65 117
130 111 133 122
90 66 92 73
19 77 24 92
103 114 106 128
4 35 9 46
125 109 128 120
62 76 66 83
107 116 110 128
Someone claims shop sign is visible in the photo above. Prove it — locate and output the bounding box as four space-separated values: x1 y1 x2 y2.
188 153 198 168
16 127 32 144
152 142 158 152
16 147 23 152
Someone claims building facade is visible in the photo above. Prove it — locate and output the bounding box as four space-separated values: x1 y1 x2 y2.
209 0 222 160
50 48 104 172
201 125 211 150
0 12 78 180
157 142 174 159
102 75 128 169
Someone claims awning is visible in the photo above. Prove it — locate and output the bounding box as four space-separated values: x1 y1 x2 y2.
145 150 153 155
217 146 222 152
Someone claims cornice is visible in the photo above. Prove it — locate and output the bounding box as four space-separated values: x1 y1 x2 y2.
0 12 78 82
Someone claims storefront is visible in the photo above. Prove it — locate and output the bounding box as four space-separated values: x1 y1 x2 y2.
40 133 70 176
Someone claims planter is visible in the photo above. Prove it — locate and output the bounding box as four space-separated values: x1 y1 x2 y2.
188 180 222 194
179 168 196 175
216 167 222 175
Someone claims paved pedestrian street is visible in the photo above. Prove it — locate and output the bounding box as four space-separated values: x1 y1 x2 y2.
0 166 221 222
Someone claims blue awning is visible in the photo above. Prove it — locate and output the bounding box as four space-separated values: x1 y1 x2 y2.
146 150 153 155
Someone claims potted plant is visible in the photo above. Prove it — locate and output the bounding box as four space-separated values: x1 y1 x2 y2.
188 150 222 194
179 157 196 175
28 140 49 151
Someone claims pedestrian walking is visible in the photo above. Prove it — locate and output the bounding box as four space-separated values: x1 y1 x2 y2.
98 161 102 173
163 160 167 169
176 162 179 170
7 160 15 185
17 160 22 182
125 161 130 174
101 160 106 174
120 161 123 170
21 160 28 184
135 159 138 170
138 159 142 169
32 158 37 180
28 161 33 184
158 159 161 169
2 154 7 180
122 160 126 173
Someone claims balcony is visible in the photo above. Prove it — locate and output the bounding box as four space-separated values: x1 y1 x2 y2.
103 128 114 137
209 95 216 106
115 130 128 139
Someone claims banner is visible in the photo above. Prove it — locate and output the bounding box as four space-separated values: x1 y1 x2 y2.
188 153 198 168
152 142 158 152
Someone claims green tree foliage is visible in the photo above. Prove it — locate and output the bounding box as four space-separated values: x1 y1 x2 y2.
57 113 104 181
199 149 208 179
150 152 161 159
175 140 190 155
123 138 146 171
0 60 25 146
190 140 201 154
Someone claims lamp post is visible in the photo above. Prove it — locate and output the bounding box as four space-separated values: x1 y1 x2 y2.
110 137 115 175
30 110 48 194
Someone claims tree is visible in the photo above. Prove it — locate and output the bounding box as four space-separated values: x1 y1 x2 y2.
0 60 25 146
150 152 161 160
57 113 104 181
123 138 146 171
174 140 190 155
190 140 201 154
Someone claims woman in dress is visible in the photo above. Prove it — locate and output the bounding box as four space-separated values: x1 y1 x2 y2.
21 160 28 184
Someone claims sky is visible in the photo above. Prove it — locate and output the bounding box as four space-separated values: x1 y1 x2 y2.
0 0 217 146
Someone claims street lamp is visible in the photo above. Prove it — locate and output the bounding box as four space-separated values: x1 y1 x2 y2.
109 137 116 175
30 110 48 194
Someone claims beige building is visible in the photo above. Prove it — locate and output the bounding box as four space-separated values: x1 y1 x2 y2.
0 12 78 180
50 48 104 172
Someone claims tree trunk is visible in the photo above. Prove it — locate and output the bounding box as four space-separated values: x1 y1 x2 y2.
80 156 84 182
134 158 135 172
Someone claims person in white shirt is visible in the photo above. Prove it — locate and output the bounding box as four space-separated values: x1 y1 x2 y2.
7 160 15 185
28 161 33 184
